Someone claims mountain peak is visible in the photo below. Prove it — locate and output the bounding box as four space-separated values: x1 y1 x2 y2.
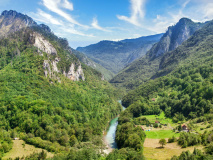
178 17 193 24
0 10 37 26
1 10 18 16
0 10 38 37
176 17 194 25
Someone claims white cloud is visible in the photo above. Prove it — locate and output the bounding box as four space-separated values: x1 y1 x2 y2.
203 3 213 19
91 17 111 32
61 0 73 11
29 10 93 37
30 9 62 25
42 0 87 27
182 0 191 8
61 26 95 37
146 0 191 33
117 0 146 26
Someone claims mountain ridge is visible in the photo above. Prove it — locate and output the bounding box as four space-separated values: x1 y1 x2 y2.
110 18 206 91
77 33 163 74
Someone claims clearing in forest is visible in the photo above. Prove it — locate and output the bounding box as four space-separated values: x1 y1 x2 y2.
2 140 54 160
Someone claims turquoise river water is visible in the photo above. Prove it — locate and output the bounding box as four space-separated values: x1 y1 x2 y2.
104 100 126 150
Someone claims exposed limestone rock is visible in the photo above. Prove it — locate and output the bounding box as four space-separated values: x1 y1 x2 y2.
101 75 105 81
65 63 85 81
43 58 85 82
43 60 50 78
43 58 60 78
30 32 57 55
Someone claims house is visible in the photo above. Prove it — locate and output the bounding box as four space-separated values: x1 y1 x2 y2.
182 124 188 131
155 120 160 124
152 98 156 102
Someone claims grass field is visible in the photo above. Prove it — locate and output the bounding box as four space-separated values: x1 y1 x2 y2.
144 138 204 160
145 130 180 139
142 112 174 126
2 140 54 160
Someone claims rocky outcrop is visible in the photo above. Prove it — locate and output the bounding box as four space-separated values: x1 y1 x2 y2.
30 31 85 82
29 32 57 55
149 18 205 59
43 58 85 82
28 31 85 82
0 10 85 82
43 57 60 78
64 63 85 81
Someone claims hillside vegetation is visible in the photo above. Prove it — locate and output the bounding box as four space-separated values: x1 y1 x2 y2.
0 10 122 159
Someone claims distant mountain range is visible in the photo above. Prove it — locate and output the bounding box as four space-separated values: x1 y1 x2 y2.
76 34 163 74
110 18 207 91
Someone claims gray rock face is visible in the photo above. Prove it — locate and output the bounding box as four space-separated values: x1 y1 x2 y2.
43 58 85 82
0 10 85 82
149 18 205 59
64 63 85 81
0 10 37 37
30 32 57 55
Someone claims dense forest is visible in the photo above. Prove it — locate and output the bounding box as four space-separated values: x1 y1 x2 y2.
122 20 213 119
116 19 213 160
0 23 122 158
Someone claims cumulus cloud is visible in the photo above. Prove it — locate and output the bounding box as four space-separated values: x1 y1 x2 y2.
117 0 146 26
91 17 111 32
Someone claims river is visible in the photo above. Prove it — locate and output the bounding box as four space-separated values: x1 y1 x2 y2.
103 100 126 153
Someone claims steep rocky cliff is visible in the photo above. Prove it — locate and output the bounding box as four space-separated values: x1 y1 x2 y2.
148 18 205 59
29 31 85 81
0 10 36 37
110 18 206 91
0 10 85 82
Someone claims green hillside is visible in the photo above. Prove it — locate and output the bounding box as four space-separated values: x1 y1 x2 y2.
121 20 213 121
0 17 122 159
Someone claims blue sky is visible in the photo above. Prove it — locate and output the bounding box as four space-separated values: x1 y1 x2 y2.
0 0 213 48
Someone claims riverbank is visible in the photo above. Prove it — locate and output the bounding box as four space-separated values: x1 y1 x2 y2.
103 100 126 154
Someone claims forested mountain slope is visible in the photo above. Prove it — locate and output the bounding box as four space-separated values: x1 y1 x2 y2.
0 10 122 158
115 20 213 160
122 19 213 118
110 18 206 91
77 34 163 74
